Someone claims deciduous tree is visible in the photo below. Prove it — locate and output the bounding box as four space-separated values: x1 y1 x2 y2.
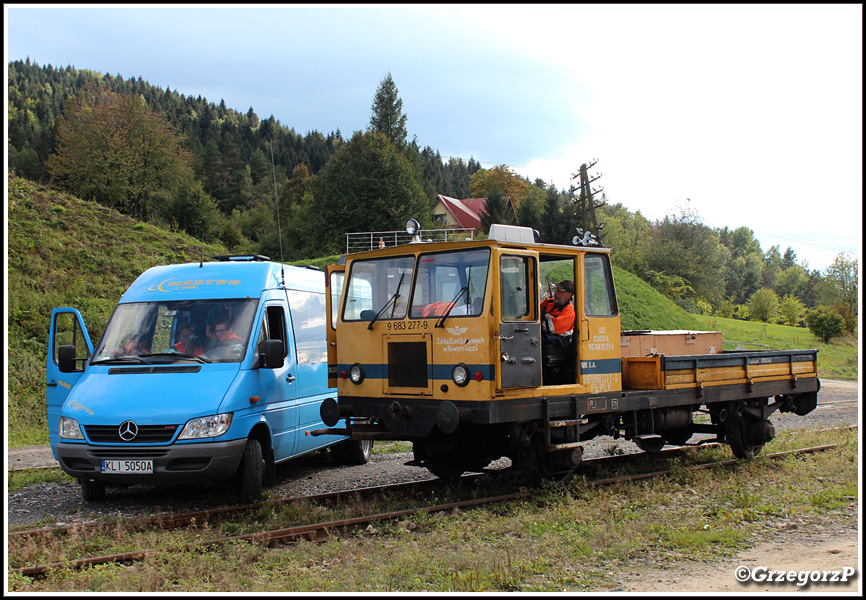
47 87 192 219
469 165 529 208
747 287 780 323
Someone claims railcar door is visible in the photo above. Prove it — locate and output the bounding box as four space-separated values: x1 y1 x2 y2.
325 264 345 388
494 250 541 388
578 252 623 393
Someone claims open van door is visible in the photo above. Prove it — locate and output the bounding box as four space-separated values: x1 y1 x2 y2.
46 308 94 455
325 263 345 388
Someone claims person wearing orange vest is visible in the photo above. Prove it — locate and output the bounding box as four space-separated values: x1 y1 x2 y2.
173 322 204 356
540 280 575 338
212 318 245 345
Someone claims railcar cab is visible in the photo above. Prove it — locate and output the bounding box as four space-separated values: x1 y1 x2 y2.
320 222 623 444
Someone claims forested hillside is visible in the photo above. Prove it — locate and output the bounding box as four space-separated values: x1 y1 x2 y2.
7 175 702 445
7 58 857 336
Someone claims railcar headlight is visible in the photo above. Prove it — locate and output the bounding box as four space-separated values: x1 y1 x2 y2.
405 218 420 236
60 417 84 440
452 363 470 387
178 413 233 440
349 363 365 384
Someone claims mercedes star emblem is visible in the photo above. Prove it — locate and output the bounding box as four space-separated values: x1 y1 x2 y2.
118 420 139 441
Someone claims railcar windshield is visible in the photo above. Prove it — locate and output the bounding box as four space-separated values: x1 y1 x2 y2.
409 249 490 318
343 256 414 321
91 299 258 364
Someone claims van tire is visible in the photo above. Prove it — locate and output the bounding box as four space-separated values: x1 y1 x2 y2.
236 438 264 503
80 479 107 501
331 439 373 465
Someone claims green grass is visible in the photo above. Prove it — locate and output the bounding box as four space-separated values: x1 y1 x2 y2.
693 314 858 380
7 427 857 592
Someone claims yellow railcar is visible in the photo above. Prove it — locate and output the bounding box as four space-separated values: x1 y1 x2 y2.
314 223 818 483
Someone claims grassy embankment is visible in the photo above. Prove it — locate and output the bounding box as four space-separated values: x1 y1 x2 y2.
6 175 856 447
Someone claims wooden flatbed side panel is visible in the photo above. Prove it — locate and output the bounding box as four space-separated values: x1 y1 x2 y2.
621 356 664 390
623 351 817 392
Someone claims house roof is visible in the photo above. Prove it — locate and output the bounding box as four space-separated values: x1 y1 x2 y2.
437 195 485 232
437 194 519 232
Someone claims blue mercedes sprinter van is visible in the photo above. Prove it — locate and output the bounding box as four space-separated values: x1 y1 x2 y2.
46 255 372 502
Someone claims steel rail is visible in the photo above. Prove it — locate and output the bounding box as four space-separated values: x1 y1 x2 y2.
13 442 844 578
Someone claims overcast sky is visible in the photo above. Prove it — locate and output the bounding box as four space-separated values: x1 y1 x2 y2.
5 4 862 271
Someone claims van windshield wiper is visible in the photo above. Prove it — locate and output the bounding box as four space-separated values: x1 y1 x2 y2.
147 352 212 364
367 272 406 330
91 356 149 365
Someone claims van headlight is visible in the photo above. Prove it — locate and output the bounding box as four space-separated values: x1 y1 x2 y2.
60 417 85 439
178 413 233 440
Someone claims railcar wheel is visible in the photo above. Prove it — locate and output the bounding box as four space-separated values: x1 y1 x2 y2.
236 438 264 503
523 440 575 487
80 478 106 501
634 436 665 454
426 464 465 481
727 420 764 460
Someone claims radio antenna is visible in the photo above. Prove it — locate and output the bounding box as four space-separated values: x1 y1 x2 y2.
269 138 286 287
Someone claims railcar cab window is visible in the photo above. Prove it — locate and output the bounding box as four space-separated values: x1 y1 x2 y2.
409 249 490 318
91 299 258 365
584 254 618 316
500 255 535 320
343 256 414 321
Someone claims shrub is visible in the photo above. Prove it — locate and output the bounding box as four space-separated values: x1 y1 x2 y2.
805 306 846 342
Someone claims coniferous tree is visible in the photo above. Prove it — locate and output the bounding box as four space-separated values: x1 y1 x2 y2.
480 187 514 233
368 72 408 147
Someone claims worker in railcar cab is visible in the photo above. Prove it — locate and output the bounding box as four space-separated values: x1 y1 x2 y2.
541 280 576 343
540 279 576 385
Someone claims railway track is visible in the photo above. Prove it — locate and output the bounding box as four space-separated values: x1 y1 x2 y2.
11 429 853 579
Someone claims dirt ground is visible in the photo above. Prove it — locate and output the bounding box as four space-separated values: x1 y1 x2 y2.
616 526 861 593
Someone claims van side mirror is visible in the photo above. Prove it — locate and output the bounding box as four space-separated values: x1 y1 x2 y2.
260 339 285 369
58 344 78 373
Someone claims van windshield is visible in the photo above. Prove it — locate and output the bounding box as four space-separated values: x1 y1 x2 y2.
92 299 259 364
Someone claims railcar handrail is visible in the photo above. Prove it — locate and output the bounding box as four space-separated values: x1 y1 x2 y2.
346 228 474 253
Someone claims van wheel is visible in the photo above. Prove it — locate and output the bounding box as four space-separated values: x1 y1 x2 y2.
331 439 373 465
80 479 106 501
236 438 264 503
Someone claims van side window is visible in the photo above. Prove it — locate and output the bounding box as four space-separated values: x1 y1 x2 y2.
258 305 288 357
53 312 89 370
287 290 327 364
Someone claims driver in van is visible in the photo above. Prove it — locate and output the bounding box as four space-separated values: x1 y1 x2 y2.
114 332 151 357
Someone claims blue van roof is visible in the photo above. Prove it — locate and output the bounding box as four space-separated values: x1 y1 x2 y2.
119 260 325 303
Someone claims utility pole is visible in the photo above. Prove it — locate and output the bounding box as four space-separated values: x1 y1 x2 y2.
570 160 606 246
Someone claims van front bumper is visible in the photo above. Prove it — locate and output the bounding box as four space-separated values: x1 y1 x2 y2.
56 438 248 485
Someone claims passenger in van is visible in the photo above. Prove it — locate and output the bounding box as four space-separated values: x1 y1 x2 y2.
213 318 245 345
173 323 204 356
206 303 233 345
114 332 151 357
